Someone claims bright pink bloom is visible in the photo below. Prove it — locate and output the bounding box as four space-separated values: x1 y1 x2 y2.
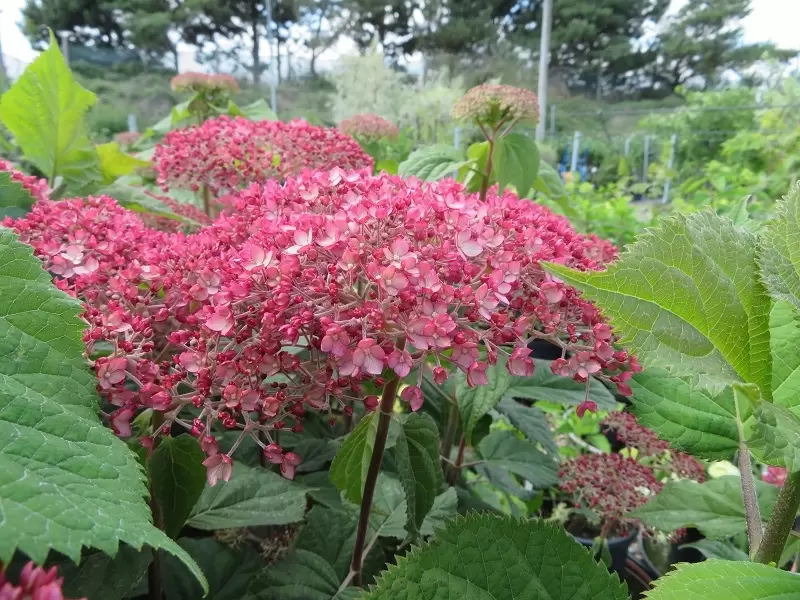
203 453 233 486
0 561 85 600
507 347 534 377
576 400 597 418
401 385 424 412
280 452 302 480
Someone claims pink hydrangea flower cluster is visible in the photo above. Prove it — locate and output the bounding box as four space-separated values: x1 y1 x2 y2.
170 72 240 94
9 169 634 486
452 84 540 127
0 562 84 600
560 452 663 536
764 466 787 486
339 114 400 141
0 159 50 203
602 412 705 482
153 116 373 196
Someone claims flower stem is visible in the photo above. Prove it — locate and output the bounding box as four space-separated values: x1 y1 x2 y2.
440 399 459 472
754 470 800 564
447 435 467 485
478 138 494 202
148 412 165 600
738 441 763 554
349 372 402 586
201 184 212 217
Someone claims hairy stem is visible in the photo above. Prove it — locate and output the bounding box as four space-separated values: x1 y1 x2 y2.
738 442 763 554
148 412 165 600
754 470 800 564
478 138 494 203
350 354 404 586
201 184 212 217
440 399 459 474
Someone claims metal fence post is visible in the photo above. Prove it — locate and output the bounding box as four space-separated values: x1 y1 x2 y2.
454 126 462 151
127 113 138 133
662 134 678 204
624 136 632 157
643 135 651 182
549 105 556 138
570 131 581 174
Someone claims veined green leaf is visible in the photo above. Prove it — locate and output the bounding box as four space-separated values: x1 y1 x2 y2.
544 210 773 397
496 397 557 455
0 229 206 591
0 170 36 218
0 31 100 191
361 514 628 599
238 99 278 122
758 185 800 309
770 300 800 411
457 363 511 444
631 476 778 539
645 560 800 599
393 413 443 535
629 369 741 459
398 144 469 181
749 401 800 471
96 142 151 184
477 430 559 490
330 412 378 504
679 539 749 562
493 133 540 197
250 549 359 600
56 546 152 600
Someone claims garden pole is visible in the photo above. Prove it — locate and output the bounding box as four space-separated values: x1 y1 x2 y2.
643 135 650 182
570 131 581 174
549 105 556 138
662 134 677 204
128 113 138 133
624 136 631 157
266 0 278 114
535 0 553 142
454 126 462 151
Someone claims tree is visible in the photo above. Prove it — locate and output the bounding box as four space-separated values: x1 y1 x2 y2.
342 0 418 59
296 0 346 77
506 0 670 97
414 0 515 57
652 0 798 90
22 0 127 49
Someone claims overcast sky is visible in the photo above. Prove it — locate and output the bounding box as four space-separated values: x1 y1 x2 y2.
2 0 799 76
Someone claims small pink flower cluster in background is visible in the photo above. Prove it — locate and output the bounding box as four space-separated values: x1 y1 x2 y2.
136 190 212 232
0 159 50 204
764 466 787 486
339 114 400 141
153 116 373 196
170 72 240 95
452 84 540 127
601 412 705 482
113 131 141 148
9 167 636 486
0 562 84 600
559 452 662 536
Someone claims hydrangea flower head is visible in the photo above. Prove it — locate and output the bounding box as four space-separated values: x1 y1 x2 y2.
452 84 540 128
0 159 50 204
171 72 240 95
339 114 400 141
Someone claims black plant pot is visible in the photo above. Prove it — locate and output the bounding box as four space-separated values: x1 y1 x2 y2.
575 527 638 576
668 528 705 565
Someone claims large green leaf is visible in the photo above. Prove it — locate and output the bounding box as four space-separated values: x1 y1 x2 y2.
679 539 749 562
251 549 359 600
393 413 443 535
187 462 307 530
239 99 278 122
361 514 628 599
398 144 469 181
770 300 800 411
645 560 800 599
631 476 778 539
544 210 773 397
294 505 360 581
496 397 557 454
493 132 540 197
0 32 100 191
629 369 740 459
459 141 490 193
758 186 800 310
507 359 616 409
57 546 152 600
163 538 263 600
147 435 207 538
370 474 408 539
0 229 205 590
97 182 200 226
457 364 511 444
0 171 36 218
330 412 379 504
476 430 559 490
748 401 800 471
96 142 150 184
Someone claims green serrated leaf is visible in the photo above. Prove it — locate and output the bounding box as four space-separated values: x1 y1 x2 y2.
544 210 773 397
361 514 628 599
250 549 358 600
0 228 206 592
770 300 800 411
460 141 490 193
458 364 511 444
758 185 800 309
0 31 101 191
163 538 263 600
370 474 408 539
506 359 616 409
393 412 443 535
398 144 469 181
330 412 378 504
0 171 36 218
57 546 152 600
477 430 559 490
749 401 800 470
629 369 741 459
419 487 457 537
726 195 751 226
631 476 778 539
644 560 800 599
187 462 307 530
238 99 278 122
148 435 208 538
96 142 150 184
495 397 557 454
679 539 749 562
97 182 199 226
493 132 540 197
